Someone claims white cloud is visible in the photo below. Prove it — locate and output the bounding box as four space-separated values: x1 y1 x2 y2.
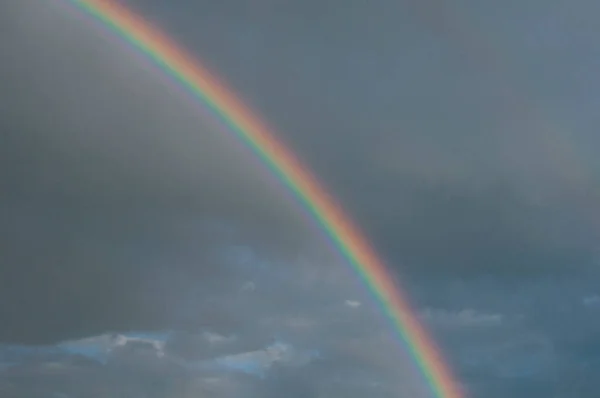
213 340 316 375
203 331 236 346
58 332 169 360
345 299 362 308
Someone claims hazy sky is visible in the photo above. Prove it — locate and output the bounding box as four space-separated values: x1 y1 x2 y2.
2 1 600 397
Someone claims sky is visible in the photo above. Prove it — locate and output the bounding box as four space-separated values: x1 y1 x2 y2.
1 0 600 397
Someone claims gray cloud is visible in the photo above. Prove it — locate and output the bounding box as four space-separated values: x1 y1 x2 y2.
138 0 600 277
0 331 415 398
0 0 322 344
2 0 600 396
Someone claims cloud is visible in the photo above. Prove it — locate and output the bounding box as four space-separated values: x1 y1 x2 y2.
345 299 361 308
3 1 600 397
3 0 600 343
582 295 600 307
420 308 503 329
163 0 600 280
58 332 170 363
0 332 372 398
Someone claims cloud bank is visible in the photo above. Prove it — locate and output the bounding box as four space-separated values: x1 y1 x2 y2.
2 0 600 397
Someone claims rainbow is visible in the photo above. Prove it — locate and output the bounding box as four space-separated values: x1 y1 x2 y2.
65 1 464 396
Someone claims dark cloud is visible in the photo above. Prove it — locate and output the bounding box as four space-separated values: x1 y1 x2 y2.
0 0 320 344
127 0 600 277
2 0 600 396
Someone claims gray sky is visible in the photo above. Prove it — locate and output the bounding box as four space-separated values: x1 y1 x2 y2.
2 0 600 397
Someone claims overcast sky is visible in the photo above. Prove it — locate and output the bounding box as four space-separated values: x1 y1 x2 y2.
2 0 600 397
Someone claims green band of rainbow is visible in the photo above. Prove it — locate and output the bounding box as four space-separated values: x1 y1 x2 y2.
66 1 464 396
